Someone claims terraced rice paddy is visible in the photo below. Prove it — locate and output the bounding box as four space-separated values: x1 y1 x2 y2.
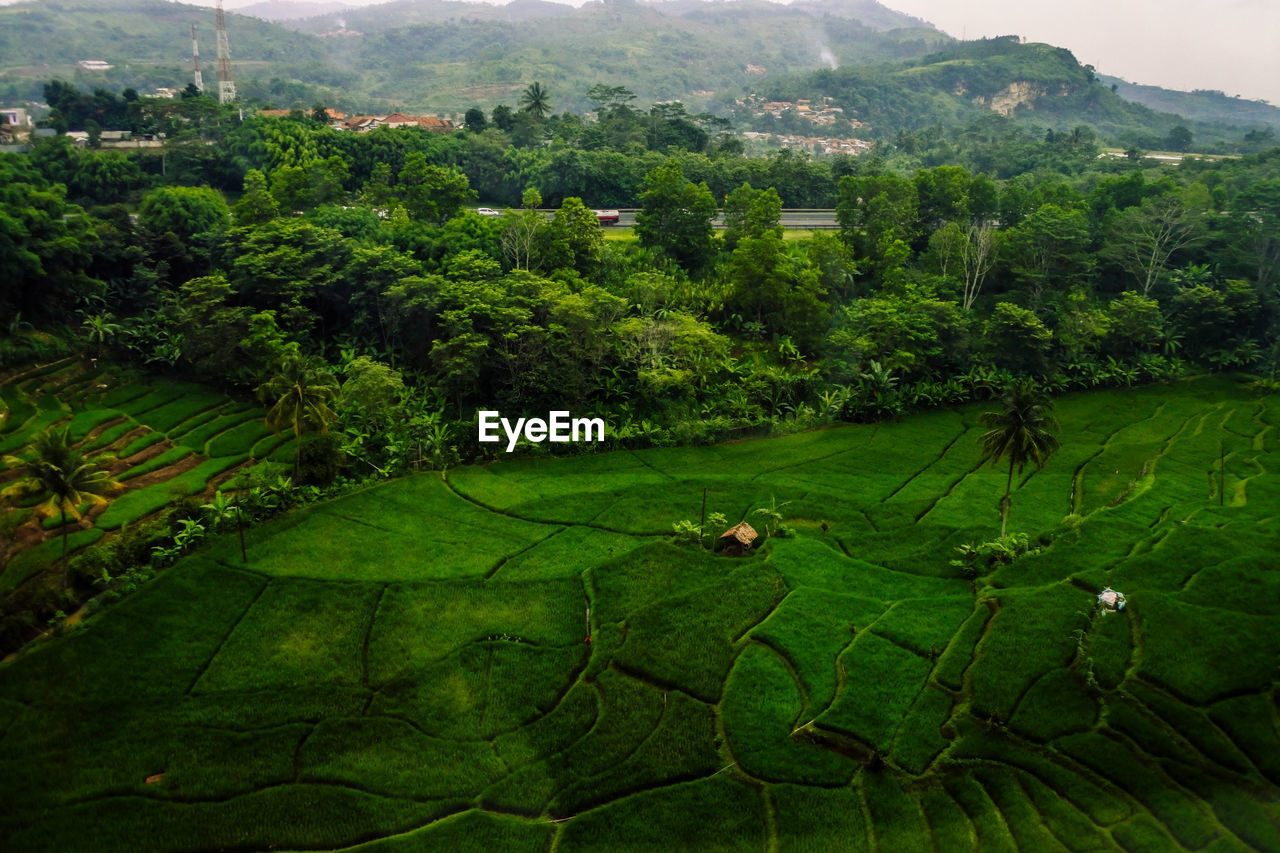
0 360 291 589
1 375 1278 851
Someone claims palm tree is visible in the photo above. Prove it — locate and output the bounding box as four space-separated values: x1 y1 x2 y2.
4 427 120 589
82 313 121 360
519 82 551 119
977 380 1061 537
256 353 339 476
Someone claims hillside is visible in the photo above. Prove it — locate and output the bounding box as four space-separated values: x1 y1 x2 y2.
1 0 1275 143
0 0 945 112
0 0 345 104
768 37 1270 148
279 0 930 34
2 376 1278 850
1103 74 1280 133
236 0 356 20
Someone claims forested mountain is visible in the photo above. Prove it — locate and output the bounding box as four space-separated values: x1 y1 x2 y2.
1102 75 1280 134
276 0 928 34
765 37 1271 152
236 0 356 20
1 0 1275 147
0 0 944 113
0 0 340 103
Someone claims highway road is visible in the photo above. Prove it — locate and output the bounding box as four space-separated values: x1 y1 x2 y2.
604 209 840 229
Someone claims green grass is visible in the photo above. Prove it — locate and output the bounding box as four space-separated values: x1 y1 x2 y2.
0 528 103 590
0 382 37 434
815 631 934 751
117 429 166 458
722 643 855 784
2 376 1278 850
115 445 194 481
0 368 287 599
194 578 381 693
131 393 228 434
96 455 249 530
79 420 139 452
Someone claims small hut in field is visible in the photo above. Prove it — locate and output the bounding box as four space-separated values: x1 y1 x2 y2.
718 522 759 557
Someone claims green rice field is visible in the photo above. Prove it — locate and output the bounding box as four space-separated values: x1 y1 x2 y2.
0 375 1277 850
0 359 291 577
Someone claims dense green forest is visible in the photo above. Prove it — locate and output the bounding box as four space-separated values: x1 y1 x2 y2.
2 79 1279 644
7 83 1280 454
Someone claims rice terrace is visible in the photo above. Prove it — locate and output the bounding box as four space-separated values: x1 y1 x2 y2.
1 373 1278 851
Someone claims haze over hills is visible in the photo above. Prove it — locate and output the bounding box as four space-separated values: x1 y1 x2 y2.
0 0 1274 144
1100 75 1280 134
759 36 1279 150
0 0 947 113
237 0 356 19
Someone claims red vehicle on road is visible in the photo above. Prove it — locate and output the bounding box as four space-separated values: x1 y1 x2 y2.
594 209 620 225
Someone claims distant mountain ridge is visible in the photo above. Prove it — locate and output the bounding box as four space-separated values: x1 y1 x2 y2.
0 0 1273 148
0 0 945 112
767 37 1273 150
277 0 928 35
237 1 356 21
1101 75 1280 132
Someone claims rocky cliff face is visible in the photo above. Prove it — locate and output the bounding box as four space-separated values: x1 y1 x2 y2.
974 80 1078 115
979 81 1045 116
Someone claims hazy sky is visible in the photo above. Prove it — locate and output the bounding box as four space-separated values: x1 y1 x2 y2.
177 0 1280 105
882 0 1279 106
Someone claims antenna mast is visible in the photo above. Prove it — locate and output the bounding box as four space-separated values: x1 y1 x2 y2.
191 24 204 92
215 0 236 103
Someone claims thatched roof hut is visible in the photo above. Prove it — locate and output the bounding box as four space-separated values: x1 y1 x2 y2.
719 522 759 557
1097 587 1127 613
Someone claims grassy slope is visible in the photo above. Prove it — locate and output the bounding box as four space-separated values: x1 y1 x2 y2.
0 360 285 580
1 375 1278 851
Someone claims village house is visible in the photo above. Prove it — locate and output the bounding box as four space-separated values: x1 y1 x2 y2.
341 113 455 133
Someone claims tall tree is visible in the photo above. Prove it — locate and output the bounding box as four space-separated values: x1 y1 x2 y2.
463 107 487 132
257 354 340 476
0 166 102 322
960 220 998 311
397 153 475 224
1005 203 1091 309
634 159 718 272
232 169 279 226
1103 194 1202 296
4 427 119 589
138 185 229 284
977 381 1060 537
836 173 919 258
519 82 551 119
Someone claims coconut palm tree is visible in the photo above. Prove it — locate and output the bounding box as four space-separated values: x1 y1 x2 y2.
4 426 120 589
256 353 339 476
519 82 551 119
977 380 1060 537
82 313 121 360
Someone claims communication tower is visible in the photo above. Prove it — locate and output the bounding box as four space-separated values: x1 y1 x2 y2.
215 0 236 104
191 24 204 92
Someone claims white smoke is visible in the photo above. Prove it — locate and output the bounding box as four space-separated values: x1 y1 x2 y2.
818 44 837 70
336 16 346 27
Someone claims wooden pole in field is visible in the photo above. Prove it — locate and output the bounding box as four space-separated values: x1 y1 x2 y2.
236 494 247 563
1219 441 1225 506
699 488 707 548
